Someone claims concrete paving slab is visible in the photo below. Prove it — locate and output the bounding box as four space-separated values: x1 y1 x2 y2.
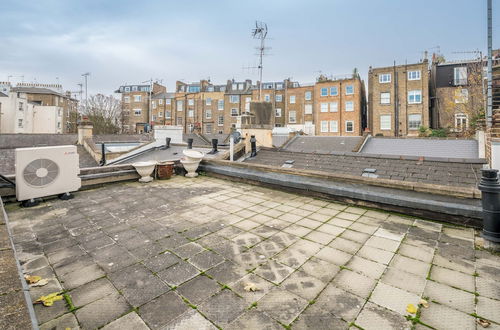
101 312 149 330
419 301 477 330
390 254 431 277
256 288 308 325
315 284 365 321
381 267 426 295
370 282 420 316
177 275 221 305
197 290 247 328
75 293 131 329
430 265 475 292
163 309 217 330
423 280 475 314
226 309 282 330
333 269 376 299
346 255 386 279
355 302 412 330
281 270 328 300
291 304 347 329
299 256 340 283
477 296 500 324
139 291 190 329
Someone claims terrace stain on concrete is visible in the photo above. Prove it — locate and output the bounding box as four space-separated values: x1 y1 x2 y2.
3 176 500 329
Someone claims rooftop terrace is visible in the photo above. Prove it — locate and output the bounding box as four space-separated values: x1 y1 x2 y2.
2 176 499 329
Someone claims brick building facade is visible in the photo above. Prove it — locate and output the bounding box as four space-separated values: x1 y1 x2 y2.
315 76 365 136
368 60 429 137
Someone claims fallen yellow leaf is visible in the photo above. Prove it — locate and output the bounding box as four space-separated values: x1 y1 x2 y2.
35 292 63 307
244 283 259 292
406 303 417 314
419 299 429 308
31 279 49 287
24 275 42 284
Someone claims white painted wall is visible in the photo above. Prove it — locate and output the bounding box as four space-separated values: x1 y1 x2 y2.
491 141 500 170
0 92 62 133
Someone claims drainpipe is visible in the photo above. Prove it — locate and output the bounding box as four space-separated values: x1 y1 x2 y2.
394 61 399 137
100 143 106 166
478 169 500 251
250 135 257 157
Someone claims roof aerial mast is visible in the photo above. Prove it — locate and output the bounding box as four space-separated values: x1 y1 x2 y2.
252 21 268 101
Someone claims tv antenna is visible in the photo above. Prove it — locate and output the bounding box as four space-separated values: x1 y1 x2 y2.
252 21 268 101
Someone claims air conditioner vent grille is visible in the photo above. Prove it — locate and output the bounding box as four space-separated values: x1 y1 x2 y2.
22 158 59 187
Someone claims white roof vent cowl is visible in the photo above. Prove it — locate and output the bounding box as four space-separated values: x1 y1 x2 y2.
15 145 81 202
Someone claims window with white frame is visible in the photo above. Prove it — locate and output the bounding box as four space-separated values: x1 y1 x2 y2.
218 115 224 126
305 91 312 100
166 99 171 105
276 94 283 102
205 109 212 119
152 115 157 121
454 67 467 85
188 99 194 106
205 98 211 106
134 109 142 116
188 124 194 132
159 99 163 105
408 114 422 130
159 112 163 117
408 90 422 104
320 88 328 97
264 94 271 102
320 103 328 112
276 83 283 90
455 88 469 104
205 123 213 134
188 110 194 118
345 121 354 132
152 101 156 109
238 83 243 90
230 95 239 103
290 95 296 104
18 119 23 128
245 97 251 112
289 111 296 123
305 104 312 114
275 108 282 117
134 95 141 102
177 117 182 125
408 70 421 80
124 86 130 92
455 113 468 132
177 100 183 111
231 108 239 116
379 74 391 83
18 102 23 111
345 101 354 111
329 102 338 112
330 87 338 96
380 92 390 104
57 122 61 129
329 120 338 132
165 110 171 118
231 83 237 90
345 85 354 95
124 96 130 103
132 86 138 91
380 115 391 130
218 99 224 110
320 121 328 132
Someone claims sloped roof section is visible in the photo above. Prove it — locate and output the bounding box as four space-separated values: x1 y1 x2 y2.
283 136 364 153
361 138 479 159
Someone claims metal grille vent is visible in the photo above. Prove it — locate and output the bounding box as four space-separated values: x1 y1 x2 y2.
22 159 59 187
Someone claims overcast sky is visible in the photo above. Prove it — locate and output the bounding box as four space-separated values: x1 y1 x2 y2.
0 0 498 96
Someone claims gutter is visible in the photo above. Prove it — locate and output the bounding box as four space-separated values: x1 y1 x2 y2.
0 198 40 330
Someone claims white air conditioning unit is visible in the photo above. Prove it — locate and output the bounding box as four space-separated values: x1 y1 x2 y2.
15 145 81 202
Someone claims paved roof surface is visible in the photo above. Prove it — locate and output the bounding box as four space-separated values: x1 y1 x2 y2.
244 149 483 187
4 175 498 329
361 138 480 159
283 136 364 153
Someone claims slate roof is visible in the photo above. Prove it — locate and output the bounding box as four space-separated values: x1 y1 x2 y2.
361 138 480 159
243 149 484 188
283 136 364 153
